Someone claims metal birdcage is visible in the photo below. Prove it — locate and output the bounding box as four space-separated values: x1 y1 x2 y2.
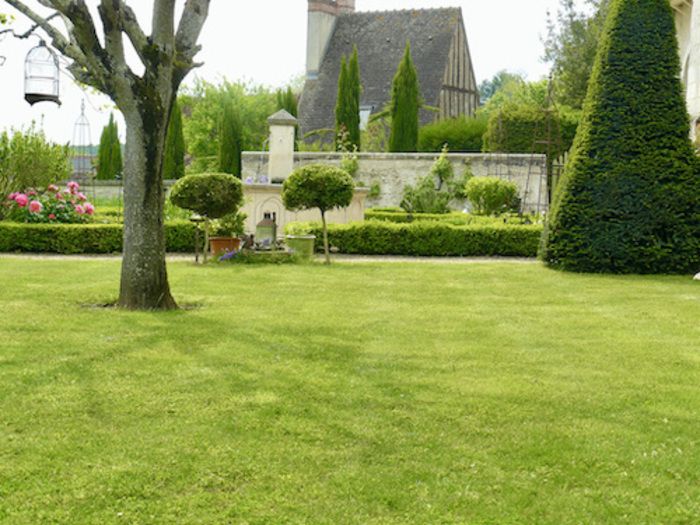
24 41 60 106
71 100 94 183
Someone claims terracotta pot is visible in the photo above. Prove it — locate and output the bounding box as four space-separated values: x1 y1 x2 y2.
210 236 241 256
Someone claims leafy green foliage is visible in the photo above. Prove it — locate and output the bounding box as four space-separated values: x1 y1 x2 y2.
96 114 122 181
542 0 700 274
0 221 200 254
163 100 186 180
180 79 277 173
218 99 243 177
418 115 487 153
0 125 70 209
544 0 611 109
465 177 520 216
276 86 298 118
401 147 469 214
283 164 355 263
290 220 542 257
335 47 362 151
389 42 421 152
478 70 526 105
365 209 537 225
170 173 243 220
282 164 354 214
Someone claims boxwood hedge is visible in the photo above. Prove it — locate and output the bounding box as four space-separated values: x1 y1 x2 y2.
296 220 542 257
0 221 201 254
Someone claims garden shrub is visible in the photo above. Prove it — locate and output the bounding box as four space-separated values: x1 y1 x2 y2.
170 172 243 219
364 209 535 226
542 0 700 274
418 115 487 152
464 177 520 216
0 221 201 254
288 220 542 257
3 182 95 223
0 125 71 215
282 163 354 263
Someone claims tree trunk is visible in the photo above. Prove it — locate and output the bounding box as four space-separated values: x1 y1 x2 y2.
118 109 177 310
321 210 331 265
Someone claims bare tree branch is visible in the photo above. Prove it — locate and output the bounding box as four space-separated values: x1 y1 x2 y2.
152 0 175 50
174 0 209 79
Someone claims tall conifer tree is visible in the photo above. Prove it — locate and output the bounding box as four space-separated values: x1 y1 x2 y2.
163 99 185 179
389 42 421 152
218 99 242 178
96 113 122 180
334 48 362 151
542 0 700 274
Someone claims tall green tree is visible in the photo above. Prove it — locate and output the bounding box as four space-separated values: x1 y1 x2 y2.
96 113 122 180
334 47 362 151
218 99 242 178
544 0 610 109
276 86 298 117
389 42 421 152
163 99 185 179
542 0 700 274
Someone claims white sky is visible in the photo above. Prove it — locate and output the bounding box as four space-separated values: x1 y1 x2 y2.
0 0 581 144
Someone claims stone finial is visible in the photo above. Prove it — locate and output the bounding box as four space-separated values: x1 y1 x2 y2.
268 109 298 127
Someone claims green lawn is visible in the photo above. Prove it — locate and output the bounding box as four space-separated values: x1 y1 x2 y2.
0 258 699 524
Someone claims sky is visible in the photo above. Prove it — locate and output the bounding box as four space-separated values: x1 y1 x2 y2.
0 0 583 144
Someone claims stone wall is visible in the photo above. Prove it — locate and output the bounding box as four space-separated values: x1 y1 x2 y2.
242 152 548 213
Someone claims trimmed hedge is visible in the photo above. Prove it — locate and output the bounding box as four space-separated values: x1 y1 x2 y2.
365 210 536 226
296 220 542 257
418 116 487 153
542 0 700 274
0 221 202 254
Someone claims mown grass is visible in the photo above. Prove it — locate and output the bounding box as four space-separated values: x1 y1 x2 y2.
0 258 699 524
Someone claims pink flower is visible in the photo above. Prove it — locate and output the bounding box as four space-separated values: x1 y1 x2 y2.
47 184 59 192
56 192 64 200
77 192 87 202
48 213 56 220
84 202 95 216
67 181 80 194
14 194 28 207
8 192 18 200
28 190 38 197
28 200 43 214
75 205 85 215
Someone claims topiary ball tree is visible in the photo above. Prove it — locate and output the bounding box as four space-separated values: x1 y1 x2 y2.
282 164 354 264
170 173 243 262
541 0 700 274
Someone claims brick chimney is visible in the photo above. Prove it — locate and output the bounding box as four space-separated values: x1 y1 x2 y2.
306 0 356 79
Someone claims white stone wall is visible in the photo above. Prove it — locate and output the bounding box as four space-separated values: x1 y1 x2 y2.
242 152 549 214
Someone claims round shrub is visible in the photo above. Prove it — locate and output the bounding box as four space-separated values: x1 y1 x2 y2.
282 164 354 264
170 173 243 219
282 164 354 214
464 177 519 216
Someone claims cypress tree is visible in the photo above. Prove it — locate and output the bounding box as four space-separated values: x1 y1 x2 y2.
276 86 298 118
163 99 185 179
541 0 700 274
335 47 362 151
96 113 122 180
218 99 242 178
335 55 350 150
389 42 421 152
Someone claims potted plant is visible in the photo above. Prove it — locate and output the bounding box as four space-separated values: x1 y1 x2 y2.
281 164 354 264
210 211 246 255
170 173 244 262
284 222 316 260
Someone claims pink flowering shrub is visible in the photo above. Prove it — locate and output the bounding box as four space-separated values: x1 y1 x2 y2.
3 181 96 223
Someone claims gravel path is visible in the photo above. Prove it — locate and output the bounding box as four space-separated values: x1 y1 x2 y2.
0 253 538 265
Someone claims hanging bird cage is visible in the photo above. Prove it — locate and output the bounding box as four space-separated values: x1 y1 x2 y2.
24 41 60 106
71 100 94 183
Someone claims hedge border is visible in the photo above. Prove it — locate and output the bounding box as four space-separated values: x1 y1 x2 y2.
0 221 201 254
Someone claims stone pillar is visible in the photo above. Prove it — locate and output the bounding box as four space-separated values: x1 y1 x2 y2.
686 1 700 139
267 110 297 181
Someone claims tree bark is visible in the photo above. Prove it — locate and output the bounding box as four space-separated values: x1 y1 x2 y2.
321 210 331 265
118 108 177 310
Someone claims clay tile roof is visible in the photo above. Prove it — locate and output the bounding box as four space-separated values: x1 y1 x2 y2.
299 7 463 137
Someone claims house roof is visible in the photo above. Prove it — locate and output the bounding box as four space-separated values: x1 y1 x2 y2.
299 7 464 137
